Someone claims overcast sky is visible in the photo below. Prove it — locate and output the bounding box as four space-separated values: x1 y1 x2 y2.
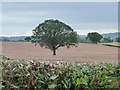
1 2 118 36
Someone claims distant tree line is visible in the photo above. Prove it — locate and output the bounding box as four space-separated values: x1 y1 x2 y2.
24 32 119 44
1 39 25 42
116 37 120 42
24 36 31 42
1 34 119 43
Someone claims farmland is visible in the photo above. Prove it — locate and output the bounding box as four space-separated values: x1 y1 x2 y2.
102 42 120 48
0 42 119 63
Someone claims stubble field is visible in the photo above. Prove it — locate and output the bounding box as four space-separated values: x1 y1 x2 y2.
0 42 119 63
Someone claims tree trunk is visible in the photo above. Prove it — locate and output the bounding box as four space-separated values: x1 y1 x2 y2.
53 48 56 55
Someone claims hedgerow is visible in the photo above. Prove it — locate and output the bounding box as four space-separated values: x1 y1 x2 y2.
0 55 120 90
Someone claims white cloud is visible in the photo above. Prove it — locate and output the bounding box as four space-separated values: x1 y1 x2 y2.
1 2 118 36
25 31 33 36
74 28 118 35
1 28 118 36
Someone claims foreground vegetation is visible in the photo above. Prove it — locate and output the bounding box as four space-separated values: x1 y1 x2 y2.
0 55 120 90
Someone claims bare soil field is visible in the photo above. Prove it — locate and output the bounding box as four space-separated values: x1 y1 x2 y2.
0 42 119 63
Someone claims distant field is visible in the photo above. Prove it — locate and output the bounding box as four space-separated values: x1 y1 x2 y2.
0 42 119 63
102 42 120 48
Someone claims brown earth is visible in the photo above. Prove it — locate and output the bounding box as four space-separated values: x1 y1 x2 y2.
0 42 119 63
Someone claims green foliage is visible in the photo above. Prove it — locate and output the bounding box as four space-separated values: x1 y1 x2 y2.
1 56 120 90
25 36 31 42
116 37 120 42
87 32 103 44
31 19 78 55
2 39 10 41
100 38 113 43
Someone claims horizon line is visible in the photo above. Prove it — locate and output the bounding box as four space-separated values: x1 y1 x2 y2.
0 31 119 37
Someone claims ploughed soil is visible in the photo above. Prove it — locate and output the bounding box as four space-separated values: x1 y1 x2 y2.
0 42 119 63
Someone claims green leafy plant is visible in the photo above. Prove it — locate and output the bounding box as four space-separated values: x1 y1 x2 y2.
1 55 120 90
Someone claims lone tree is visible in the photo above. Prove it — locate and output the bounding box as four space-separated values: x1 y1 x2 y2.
87 32 102 44
31 19 78 55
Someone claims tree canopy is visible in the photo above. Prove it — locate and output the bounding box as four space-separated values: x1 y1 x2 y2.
31 19 78 55
116 37 120 42
25 36 31 42
100 38 113 43
87 32 103 44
